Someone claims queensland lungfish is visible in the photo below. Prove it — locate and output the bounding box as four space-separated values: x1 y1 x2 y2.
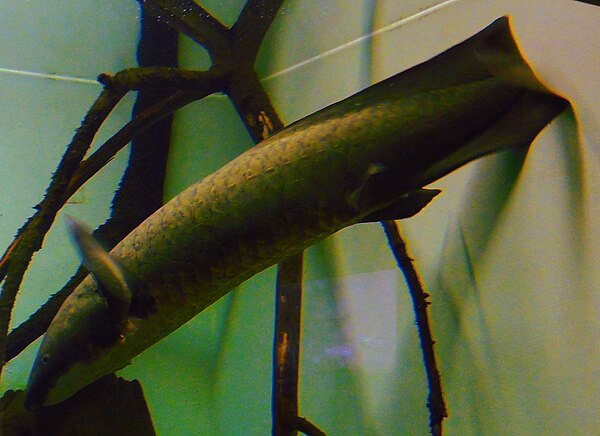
25 17 567 409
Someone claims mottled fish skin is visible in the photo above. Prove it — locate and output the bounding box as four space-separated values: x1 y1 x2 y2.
25 17 568 409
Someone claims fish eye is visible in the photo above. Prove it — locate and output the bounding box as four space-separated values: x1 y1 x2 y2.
41 353 51 364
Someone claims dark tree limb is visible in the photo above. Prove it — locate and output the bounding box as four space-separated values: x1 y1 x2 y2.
231 0 286 64
381 220 447 436
4 9 181 365
0 88 124 283
0 88 125 376
5 267 87 362
210 4 321 432
100 10 179 238
0 236 21 282
97 66 227 91
3 89 201 365
138 0 232 65
272 253 303 436
3 0 250 368
66 87 219 199
2 375 155 435
271 253 324 436
291 416 327 436
5 2 317 434
227 67 284 142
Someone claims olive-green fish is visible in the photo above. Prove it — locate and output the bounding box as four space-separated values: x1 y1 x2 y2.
25 17 568 409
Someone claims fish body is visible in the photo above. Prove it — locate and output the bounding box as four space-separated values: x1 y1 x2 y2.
25 17 567 409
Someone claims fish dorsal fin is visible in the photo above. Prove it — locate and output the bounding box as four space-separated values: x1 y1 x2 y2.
65 216 132 321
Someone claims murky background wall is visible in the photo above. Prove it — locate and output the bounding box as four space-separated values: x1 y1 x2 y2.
1 1 598 434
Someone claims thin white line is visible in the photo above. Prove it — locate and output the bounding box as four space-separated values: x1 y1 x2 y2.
262 0 461 81
376 0 461 33
0 0 460 86
0 67 99 85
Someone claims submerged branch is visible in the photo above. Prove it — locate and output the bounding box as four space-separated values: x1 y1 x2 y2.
98 66 227 91
231 0 285 63
140 2 318 433
5 267 87 361
0 88 126 376
216 5 318 428
66 87 219 198
3 0 280 367
138 0 231 64
272 253 303 436
381 221 447 436
291 416 327 436
271 253 324 436
103 7 180 233
227 68 284 142
0 88 124 283
5 11 181 364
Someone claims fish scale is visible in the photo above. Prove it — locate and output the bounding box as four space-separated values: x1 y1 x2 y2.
25 17 569 409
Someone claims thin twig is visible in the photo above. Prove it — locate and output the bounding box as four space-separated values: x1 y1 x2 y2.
381 220 447 436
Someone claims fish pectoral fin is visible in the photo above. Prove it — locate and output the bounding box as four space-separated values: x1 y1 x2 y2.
348 163 387 211
65 216 133 321
359 188 441 223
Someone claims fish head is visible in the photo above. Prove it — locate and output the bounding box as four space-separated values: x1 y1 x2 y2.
25 282 122 410
25 217 151 410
